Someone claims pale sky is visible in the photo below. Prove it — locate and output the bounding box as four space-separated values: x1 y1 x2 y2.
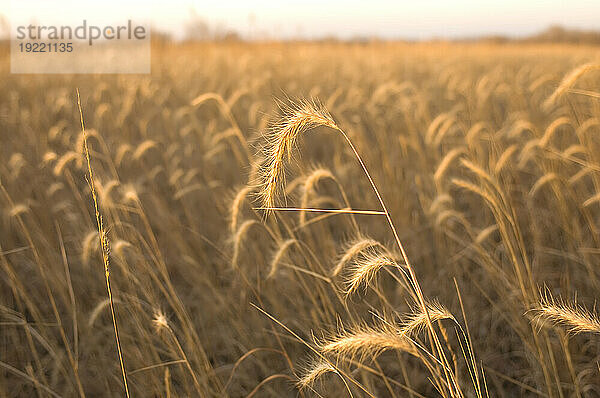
3 0 600 40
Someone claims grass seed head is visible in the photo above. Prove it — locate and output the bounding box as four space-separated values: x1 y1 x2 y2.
259 98 337 209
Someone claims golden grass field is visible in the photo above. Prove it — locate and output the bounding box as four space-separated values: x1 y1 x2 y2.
1 41 600 397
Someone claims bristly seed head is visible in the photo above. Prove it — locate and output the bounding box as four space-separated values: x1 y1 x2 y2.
258 98 338 210
296 361 335 389
319 320 418 361
531 291 600 335
152 310 169 332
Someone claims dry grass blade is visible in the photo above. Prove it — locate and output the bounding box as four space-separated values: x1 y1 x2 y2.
256 207 385 215
77 89 130 398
